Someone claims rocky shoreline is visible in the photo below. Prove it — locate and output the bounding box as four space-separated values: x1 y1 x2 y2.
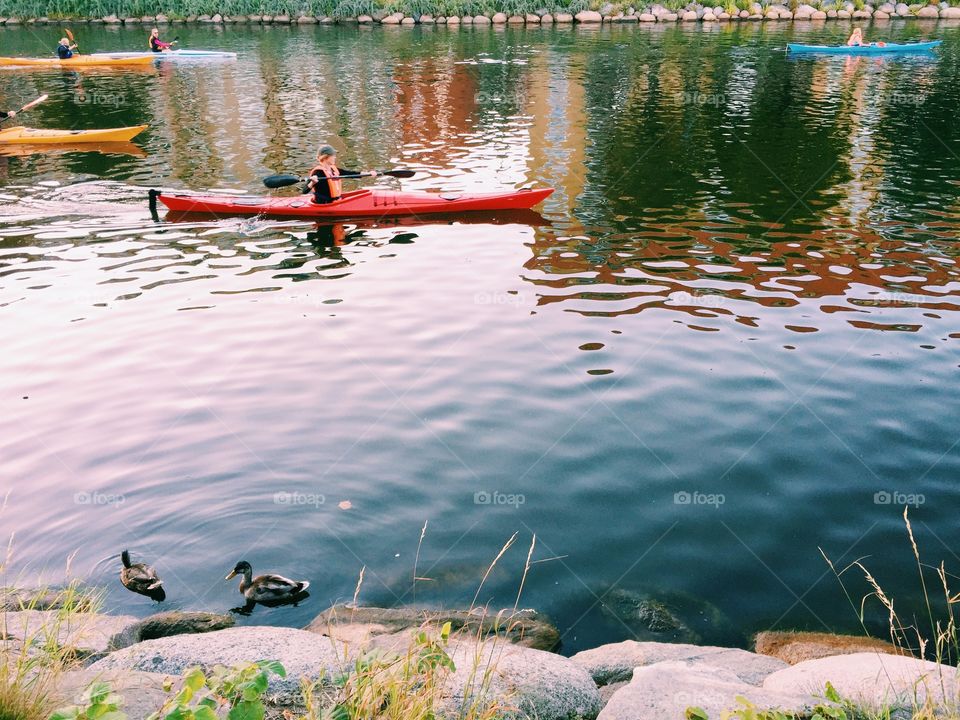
2 2 960 26
4 593 957 720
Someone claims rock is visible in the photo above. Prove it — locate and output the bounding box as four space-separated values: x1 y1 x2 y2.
661 11 680 19
196 14 211 21
600 680 629 705
526 12 541 21
826 8 838 15
108 611 235 651
103 14 121 23
248 14 263 22
917 5 939 15
600 1 616 12
492 11 507 21
306 605 560 652
54 670 170 720
473 14 491 23
446 14 461 22
572 640 787 688
140 14 155 21
837 8 851 15
357 13 372 21
401 16 415 24
766 653 959 710
941 5 960 15
273 13 291 22
420 14 435 22
1 610 138 660
718 11 731 17
879 1 895 9
702 10 717 18
681 10 699 18
124 17 141 23
381 14 401 23
811 9 827 16
794 4 814 16
852 8 870 14
1 587 98 612
639 12 657 19
599 589 740 647
554 12 574 20
508 14 525 22
599 662 815 720
445 641 602 720
297 14 317 22
576 9 603 20
542 12 554 21
895 2 909 11
739 9 750 16
765 8 780 17
873 9 891 15
89 627 348 702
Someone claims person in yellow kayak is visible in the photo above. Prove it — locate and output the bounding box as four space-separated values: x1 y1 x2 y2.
57 37 78 59
149 28 174 52
0 109 15 121
305 144 377 204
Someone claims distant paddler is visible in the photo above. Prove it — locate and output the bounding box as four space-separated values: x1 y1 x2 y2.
57 36 78 59
305 144 378 205
149 28 176 53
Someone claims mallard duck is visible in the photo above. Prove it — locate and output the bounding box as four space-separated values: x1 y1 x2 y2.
225 560 309 614
120 549 165 601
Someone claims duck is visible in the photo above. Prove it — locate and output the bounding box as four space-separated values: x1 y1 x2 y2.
225 560 309 614
120 549 165 601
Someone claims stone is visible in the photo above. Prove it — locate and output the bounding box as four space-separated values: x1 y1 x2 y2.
940 5 960 15
273 13 291 22
248 14 263 22
306 605 560 653
682 10 699 18
420 14 435 22
508 14 525 22
89 627 349 703
661 11 680 19
124 17 141 23
837 8 851 15
572 641 787 687
196 14 211 21
103 14 121 23
600 1 616 12
297 14 317 22
492 11 507 21
1 587 98 611
599 589 740 647
401 16 415 24
765 8 780 17
718 11 731 17
764 653 959 710
812 9 827 16
739 9 750 16
598 662 815 720
473 14 491 23
444 641 602 720
381 14 401 23
879 1 895 9
446 14 461 22
542 12 554 20
576 9 604 20
895 2 909 12
1 610 138 660
555 12 575 20
917 5 939 15
638 11 657 18
140 14 155 21
619 13 640 20
526 12 542 21
54 670 170 720
873 9 891 15
702 10 718 18
826 8 838 15
357 13 373 21
108 611 235 651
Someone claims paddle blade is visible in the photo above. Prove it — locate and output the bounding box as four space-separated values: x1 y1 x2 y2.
263 174 303 189
384 170 415 179
20 94 48 113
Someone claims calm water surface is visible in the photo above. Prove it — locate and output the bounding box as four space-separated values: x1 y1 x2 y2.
1 21 959 653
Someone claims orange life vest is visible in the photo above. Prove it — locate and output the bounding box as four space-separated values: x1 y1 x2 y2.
316 165 342 199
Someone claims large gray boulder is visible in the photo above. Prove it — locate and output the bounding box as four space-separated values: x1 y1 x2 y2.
88 626 349 701
763 652 960 711
598 661 814 720
572 640 786 687
305 605 559 652
444 641 602 720
1 610 138 659
108 611 235 650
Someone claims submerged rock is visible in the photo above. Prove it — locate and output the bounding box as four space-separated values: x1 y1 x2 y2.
599 588 742 646
305 604 560 651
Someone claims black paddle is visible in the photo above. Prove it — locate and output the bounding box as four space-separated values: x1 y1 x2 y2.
0 94 48 125
263 170 415 189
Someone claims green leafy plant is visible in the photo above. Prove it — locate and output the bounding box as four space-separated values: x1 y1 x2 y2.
149 661 286 720
49 682 126 720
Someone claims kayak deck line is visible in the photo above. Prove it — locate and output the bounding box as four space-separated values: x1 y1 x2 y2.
89 50 238 60
149 187 553 219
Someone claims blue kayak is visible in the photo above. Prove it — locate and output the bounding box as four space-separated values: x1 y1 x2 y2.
788 40 942 54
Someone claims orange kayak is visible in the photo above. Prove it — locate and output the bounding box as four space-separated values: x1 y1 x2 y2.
0 55 154 67
0 125 148 144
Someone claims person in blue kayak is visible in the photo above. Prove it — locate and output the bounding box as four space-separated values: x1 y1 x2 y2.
57 37 78 59
847 28 864 46
305 144 377 204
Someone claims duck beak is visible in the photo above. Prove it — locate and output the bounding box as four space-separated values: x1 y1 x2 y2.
225 570 237 580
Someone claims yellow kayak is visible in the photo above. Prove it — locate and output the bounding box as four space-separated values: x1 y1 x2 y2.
0 125 148 144
0 55 154 67
0 142 147 158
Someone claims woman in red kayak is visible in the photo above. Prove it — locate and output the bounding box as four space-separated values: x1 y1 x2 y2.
149 28 174 52
306 144 377 204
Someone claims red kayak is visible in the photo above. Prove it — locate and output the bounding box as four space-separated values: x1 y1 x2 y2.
152 187 553 218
